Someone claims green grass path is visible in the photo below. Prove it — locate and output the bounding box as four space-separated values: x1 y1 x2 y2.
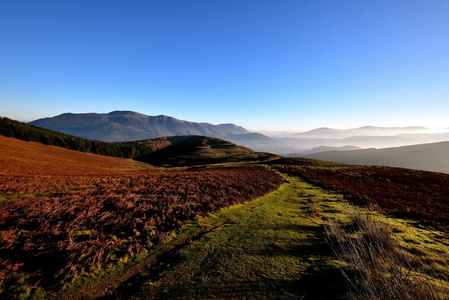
108 174 348 299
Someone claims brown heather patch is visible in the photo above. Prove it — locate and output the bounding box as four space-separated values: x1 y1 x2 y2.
0 166 283 289
276 165 449 231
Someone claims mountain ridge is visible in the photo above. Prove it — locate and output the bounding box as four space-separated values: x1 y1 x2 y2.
29 111 260 143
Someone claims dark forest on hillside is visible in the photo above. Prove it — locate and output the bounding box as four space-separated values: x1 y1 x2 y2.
0 117 153 158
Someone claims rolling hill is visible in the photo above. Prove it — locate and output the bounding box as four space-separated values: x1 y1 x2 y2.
29 111 267 143
135 136 280 167
304 141 449 174
1 116 278 169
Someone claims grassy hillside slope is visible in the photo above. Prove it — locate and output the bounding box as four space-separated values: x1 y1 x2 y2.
136 136 280 167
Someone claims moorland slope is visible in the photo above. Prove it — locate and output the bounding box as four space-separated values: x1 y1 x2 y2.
0 135 150 175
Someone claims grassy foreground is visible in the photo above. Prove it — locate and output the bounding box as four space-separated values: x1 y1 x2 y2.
5 169 449 299
6 170 448 299
99 172 449 300
102 174 349 299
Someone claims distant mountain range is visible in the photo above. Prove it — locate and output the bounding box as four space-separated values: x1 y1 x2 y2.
304 141 449 174
260 126 449 154
30 111 269 143
27 112 449 165
3 114 449 173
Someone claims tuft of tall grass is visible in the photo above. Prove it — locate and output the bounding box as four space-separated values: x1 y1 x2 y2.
325 209 448 300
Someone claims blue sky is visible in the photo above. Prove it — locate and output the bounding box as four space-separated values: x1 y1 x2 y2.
1 0 448 131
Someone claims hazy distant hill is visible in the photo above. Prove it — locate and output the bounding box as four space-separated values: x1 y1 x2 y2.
257 126 449 154
289 145 361 156
30 111 266 143
294 126 428 139
304 141 449 174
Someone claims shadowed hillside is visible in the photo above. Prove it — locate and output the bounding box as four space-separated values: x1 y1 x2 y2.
304 141 449 174
0 117 153 158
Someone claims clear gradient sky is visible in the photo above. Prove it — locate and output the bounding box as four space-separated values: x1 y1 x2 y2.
1 0 448 131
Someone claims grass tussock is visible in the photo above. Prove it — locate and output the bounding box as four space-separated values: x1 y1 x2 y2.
326 209 448 300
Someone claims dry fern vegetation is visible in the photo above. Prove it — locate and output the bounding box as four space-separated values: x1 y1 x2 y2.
0 167 283 298
326 209 449 300
275 164 449 299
